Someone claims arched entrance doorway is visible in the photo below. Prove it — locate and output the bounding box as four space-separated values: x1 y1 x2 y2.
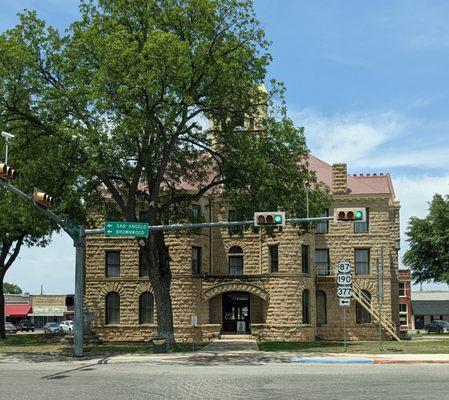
222 292 250 333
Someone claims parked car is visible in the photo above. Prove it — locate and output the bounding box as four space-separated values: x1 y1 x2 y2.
60 320 73 333
5 322 18 334
43 322 61 334
18 320 35 332
424 320 449 334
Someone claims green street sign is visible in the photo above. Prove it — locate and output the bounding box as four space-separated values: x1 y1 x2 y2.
104 221 149 238
63 217 81 241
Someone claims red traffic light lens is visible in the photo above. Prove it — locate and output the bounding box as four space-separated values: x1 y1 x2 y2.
257 215 266 224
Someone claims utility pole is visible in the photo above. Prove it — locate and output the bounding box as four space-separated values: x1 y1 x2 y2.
1 132 14 164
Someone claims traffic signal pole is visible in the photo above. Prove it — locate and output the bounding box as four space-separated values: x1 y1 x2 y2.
0 178 85 357
84 216 335 235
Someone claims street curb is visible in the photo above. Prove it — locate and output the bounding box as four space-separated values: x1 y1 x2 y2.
373 359 449 364
290 357 374 364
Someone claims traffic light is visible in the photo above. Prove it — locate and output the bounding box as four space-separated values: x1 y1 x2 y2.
254 211 286 226
0 162 16 180
334 208 366 222
33 187 53 208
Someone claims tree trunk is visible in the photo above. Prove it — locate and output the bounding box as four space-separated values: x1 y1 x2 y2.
0 272 6 340
141 230 175 346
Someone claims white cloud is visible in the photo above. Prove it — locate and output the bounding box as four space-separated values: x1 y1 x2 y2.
368 149 449 169
292 108 449 172
291 108 404 167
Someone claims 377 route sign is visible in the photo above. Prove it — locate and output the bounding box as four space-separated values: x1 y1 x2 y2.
337 286 353 298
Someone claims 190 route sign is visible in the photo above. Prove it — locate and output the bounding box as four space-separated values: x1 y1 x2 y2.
337 274 353 285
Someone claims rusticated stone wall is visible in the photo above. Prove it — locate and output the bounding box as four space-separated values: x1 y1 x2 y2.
84 188 400 343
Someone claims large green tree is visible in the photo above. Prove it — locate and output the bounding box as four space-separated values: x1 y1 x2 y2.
2 282 22 294
0 0 330 345
404 193 449 284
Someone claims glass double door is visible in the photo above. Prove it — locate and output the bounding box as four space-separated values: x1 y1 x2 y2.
222 292 250 333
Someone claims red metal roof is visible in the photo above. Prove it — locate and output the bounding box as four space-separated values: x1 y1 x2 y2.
5 304 32 317
308 154 396 203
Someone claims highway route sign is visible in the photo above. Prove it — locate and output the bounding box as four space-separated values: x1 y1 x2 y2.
337 287 353 298
338 261 351 274
337 273 353 285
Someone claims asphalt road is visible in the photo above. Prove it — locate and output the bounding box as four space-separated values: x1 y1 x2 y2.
1 362 449 399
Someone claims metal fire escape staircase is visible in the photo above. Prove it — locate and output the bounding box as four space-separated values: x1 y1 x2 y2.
352 282 400 341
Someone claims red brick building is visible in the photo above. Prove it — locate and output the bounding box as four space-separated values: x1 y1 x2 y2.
398 269 412 329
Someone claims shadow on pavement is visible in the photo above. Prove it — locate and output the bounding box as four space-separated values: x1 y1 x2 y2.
41 362 101 380
185 352 290 366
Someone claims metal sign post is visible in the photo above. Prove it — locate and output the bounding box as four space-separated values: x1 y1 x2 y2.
337 261 352 352
377 248 385 351
191 315 198 352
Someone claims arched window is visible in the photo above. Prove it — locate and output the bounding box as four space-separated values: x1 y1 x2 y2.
105 292 120 325
139 292 154 324
356 290 372 324
229 246 243 275
316 290 327 326
302 289 310 324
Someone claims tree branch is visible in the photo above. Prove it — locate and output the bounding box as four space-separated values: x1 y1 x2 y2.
4 235 26 272
160 177 226 211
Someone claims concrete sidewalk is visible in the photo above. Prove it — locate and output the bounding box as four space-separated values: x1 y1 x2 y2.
95 351 449 366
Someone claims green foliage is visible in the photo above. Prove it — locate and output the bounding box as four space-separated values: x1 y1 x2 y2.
404 194 449 284
2 282 22 294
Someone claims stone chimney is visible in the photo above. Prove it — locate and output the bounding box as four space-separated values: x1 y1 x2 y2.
332 163 348 194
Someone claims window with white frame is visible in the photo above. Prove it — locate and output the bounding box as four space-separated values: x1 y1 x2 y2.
399 282 405 296
315 249 330 276
355 249 370 275
315 209 329 234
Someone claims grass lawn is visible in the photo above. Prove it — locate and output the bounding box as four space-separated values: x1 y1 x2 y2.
258 337 449 354
0 334 206 360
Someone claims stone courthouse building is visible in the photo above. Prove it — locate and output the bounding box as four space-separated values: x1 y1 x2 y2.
84 155 401 342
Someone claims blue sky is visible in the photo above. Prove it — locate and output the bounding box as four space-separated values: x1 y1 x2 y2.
2 0 449 293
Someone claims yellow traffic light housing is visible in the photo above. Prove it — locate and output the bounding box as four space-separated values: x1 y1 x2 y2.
254 212 286 226
0 162 16 180
334 208 366 222
33 187 53 208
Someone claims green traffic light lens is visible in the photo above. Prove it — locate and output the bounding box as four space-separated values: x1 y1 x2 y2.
355 210 363 220
274 215 282 223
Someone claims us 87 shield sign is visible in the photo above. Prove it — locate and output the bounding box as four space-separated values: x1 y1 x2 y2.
337 287 352 298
